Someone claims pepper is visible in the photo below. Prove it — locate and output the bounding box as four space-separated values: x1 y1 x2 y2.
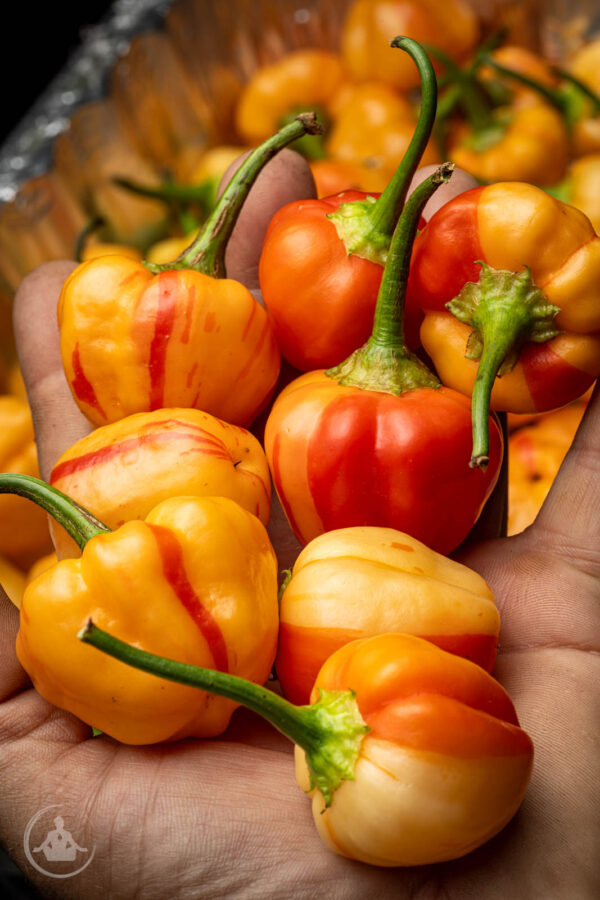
479 45 600 159
81 626 534 867
49 407 271 559
436 48 569 186
258 37 438 372
547 153 600 235
276 525 500 705
3 474 278 745
410 181 600 466
264 165 503 556
507 400 587 536
309 159 390 198
0 395 53 570
340 0 479 91
234 50 348 158
325 81 440 183
58 115 322 428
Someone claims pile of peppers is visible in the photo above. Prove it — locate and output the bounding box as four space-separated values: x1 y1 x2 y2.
3 16 600 871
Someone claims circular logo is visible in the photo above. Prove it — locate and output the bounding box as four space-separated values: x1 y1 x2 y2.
23 805 95 879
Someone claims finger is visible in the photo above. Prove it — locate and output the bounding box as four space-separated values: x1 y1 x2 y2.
220 148 317 293
0 588 29 701
534 384 600 562
13 260 94 480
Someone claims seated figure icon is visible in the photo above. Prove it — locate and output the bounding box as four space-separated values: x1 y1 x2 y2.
33 816 88 862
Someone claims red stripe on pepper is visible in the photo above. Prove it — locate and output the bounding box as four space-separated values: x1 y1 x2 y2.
71 343 106 420
148 523 229 672
149 271 179 411
51 425 231 482
521 342 596 412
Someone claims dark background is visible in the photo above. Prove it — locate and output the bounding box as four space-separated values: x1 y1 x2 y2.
1 2 115 143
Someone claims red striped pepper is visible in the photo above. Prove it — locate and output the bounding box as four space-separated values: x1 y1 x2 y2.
0 473 278 745
275 525 500 705
49 407 271 558
57 115 323 428
410 181 600 466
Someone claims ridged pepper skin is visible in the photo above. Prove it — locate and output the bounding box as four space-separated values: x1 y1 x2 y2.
58 255 280 427
295 633 534 867
340 0 478 91
49 407 271 558
276 526 500 705
16 495 279 745
412 182 600 414
0 396 53 569
264 370 502 555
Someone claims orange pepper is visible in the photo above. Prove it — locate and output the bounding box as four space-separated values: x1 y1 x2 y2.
477 42 600 159
340 0 479 91
411 182 600 464
276 525 500 705
309 158 389 197
4 474 278 746
447 93 569 186
235 49 349 151
57 117 323 428
326 82 440 181
49 407 271 558
81 626 533 867
0 396 53 570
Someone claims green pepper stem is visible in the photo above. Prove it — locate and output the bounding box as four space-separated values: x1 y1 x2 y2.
74 216 105 263
0 473 110 550
326 36 439 265
327 163 453 394
79 620 368 807
425 44 495 133
446 263 561 468
144 113 324 279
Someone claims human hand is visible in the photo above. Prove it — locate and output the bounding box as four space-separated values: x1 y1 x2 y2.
1 153 598 898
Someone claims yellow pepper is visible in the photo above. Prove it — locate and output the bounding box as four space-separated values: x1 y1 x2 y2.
447 93 569 186
57 118 322 429
0 396 53 569
326 82 440 182
49 407 271 558
340 0 479 91
276 526 499 705
548 153 600 234
235 49 349 152
5 474 278 745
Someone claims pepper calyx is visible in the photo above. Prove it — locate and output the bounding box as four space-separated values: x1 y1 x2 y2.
327 340 440 395
327 197 390 266
298 688 370 808
448 262 561 372
446 262 561 468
